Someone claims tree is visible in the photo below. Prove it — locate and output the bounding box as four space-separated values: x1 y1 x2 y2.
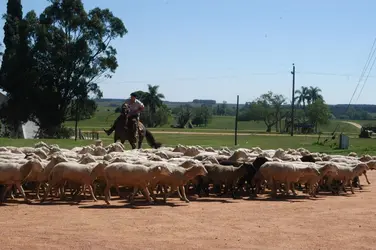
174 104 193 128
307 86 323 103
243 91 288 132
191 105 212 127
67 98 97 121
306 98 331 132
23 0 127 137
294 86 310 110
142 84 165 114
0 0 34 137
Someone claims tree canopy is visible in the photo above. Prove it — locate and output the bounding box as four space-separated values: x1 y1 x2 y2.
0 0 127 137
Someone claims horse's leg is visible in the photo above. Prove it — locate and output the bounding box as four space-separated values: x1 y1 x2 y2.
138 132 144 149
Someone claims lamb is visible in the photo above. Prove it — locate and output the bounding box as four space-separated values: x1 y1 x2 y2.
103 162 172 205
0 159 44 203
41 162 97 202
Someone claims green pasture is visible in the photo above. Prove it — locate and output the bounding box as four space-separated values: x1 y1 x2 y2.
0 132 375 155
64 104 365 134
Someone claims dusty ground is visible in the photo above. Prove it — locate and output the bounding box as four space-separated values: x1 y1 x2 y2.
1 173 376 250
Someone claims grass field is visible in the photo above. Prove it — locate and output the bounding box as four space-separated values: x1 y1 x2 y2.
0 103 374 155
0 132 375 155
64 104 370 135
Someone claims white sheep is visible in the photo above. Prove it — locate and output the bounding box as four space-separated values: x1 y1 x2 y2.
0 159 44 203
103 162 172 205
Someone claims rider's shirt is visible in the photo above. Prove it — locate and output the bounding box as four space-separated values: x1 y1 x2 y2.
123 99 144 116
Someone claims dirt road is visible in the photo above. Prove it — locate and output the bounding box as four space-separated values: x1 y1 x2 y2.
341 121 362 129
1 172 376 249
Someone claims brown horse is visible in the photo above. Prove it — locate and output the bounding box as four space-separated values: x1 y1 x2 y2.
112 103 162 150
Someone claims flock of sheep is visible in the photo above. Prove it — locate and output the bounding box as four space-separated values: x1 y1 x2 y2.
0 140 375 205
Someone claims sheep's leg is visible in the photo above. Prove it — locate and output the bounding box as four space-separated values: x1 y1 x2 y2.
86 183 97 202
156 185 163 195
1 185 13 203
357 177 363 190
163 185 176 203
339 180 347 194
148 185 158 202
129 187 139 205
35 182 42 200
15 182 30 203
290 182 297 196
59 186 66 200
348 180 355 194
363 172 371 185
9 190 15 199
140 187 153 204
176 186 184 200
115 186 122 198
41 182 55 202
270 180 277 198
179 185 190 203
104 183 112 205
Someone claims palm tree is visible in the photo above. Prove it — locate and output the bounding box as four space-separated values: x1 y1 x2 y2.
142 84 165 114
294 86 310 110
308 86 323 103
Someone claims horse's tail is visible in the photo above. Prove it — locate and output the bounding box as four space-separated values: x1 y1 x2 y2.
145 129 162 149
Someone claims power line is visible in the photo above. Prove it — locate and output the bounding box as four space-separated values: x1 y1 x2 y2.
355 38 376 103
100 71 376 85
329 37 376 137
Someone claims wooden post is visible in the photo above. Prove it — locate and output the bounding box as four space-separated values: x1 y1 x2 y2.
235 95 239 145
290 63 296 136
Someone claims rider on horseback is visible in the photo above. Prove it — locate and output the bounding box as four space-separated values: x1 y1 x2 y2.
103 92 145 136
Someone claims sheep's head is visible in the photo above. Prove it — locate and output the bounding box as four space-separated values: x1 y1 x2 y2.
90 162 109 179
355 163 369 174
321 163 339 177
78 154 97 164
180 159 200 169
186 165 208 179
366 160 376 170
47 154 68 165
252 156 269 168
151 165 171 177
300 155 316 163
304 167 320 177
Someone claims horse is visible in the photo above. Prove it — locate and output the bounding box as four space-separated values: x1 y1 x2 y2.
112 103 162 150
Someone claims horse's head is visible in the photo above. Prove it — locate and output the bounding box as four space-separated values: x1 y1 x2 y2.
121 103 130 115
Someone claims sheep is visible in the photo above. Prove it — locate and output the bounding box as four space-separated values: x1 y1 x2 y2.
149 162 208 203
259 162 320 197
295 162 339 197
103 162 172 205
234 156 270 197
195 162 249 198
327 163 369 194
41 161 97 202
0 159 44 203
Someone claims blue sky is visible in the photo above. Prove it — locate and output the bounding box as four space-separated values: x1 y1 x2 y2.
1 0 376 104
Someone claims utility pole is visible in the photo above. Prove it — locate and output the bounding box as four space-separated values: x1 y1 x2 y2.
290 63 296 136
234 95 239 145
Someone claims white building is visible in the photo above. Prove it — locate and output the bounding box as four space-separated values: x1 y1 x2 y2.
0 91 39 139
